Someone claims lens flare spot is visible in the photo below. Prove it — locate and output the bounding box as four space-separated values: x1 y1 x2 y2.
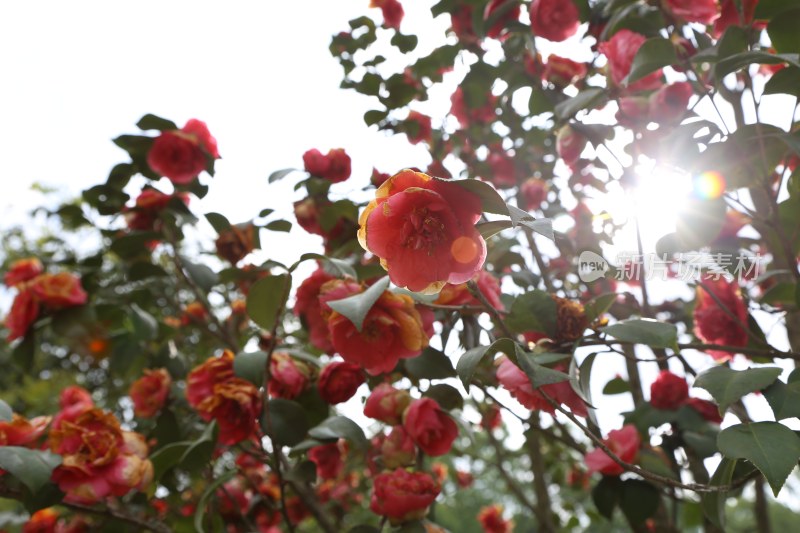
692 172 726 199
451 236 478 264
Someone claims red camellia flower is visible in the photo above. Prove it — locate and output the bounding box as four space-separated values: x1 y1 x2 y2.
31 273 87 309
370 468 440 522
496 357 588 417
49 408 153 504
268 352 311 400
530 0 581 42
666 0 720 24
456 469 474 488
403 398 458 457
364 383 412 425
649 370 689 410
713 0 762 38
124 187 189 232
302 148 352 182
405 111 432 145
477 504 513 533
543 55 587 87
129 369 172 418
53 386 94 430
693 276 748 361
147 119 219 185
450 87 497 127
434 270 504 311
5 288 40 341
649 82 694 124
215 223 258 265
686 397 724 424
486 150 516 188
381 425 417 468
186 350 262 445
451 5 478 43
585 424 641 476
318 361 365 404
309 442 344 480
4 258 43 287
599 29 663 92
320 280 432 375
0 414 50 446
371 168 392 188
521 178 549 211
616 96 651 127
358 169 487 293
294 267 336 352
370 0 404 29
483 0 521 39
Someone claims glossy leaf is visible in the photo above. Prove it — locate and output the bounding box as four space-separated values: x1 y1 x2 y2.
554 87 606 120
762 369 800 420
620 479 660 524
136 113 178 131
265 399 309 447
0 399 12 422
308 416 368 450
623 38 676 85
0 447 61 493
326 276 389 332
505 290 557 336
456 338 516 388
233 351 269 386
404 347 456 380
693 365 782 413
701 457 737 528
268 168 297 183
246 274 291 330
600 319 677 350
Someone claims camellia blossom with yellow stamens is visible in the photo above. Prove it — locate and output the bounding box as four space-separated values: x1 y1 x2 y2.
357 169 487 294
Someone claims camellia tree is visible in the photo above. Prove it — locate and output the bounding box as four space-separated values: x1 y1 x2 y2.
3 0 800 532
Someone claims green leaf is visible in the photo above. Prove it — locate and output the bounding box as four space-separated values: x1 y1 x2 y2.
476 220 512 239
600 319 677 350
693 365 782 413
603 376 631 395
265 399 309 447
326 276 389 332
268 168 297 183
308 416 368 450
516 348 571 389
181 255 219 291
763 66 800 97
364 109 388 126
149 441 191 483
194 470 237 533
715 51 800 79
180 422 217 472
444 177 508 215
506 205 555 240
701 457 737 528
295 252 357 279
0 399 12 422
391 32 418 53
620 479 660 524
554 87 606 120
129 304 158 341
456 338 516 388
584 293 616 324
768 9 800 54
592 476 622 519
246 274 291 330
717 421 800 495
233 351 269 386
762 369 800 420
755 0 800 18
136 114 178 131
623 38 676 85
576 352 597 410
404 347 456 380
506 290 557 337
265 219 292 232
205 212 232 234
0 447 61 493
423 383 464 410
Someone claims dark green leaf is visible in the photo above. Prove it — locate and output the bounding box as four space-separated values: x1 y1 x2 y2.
295 252 357 279
603 377 631 395
516 349 571 389
701 457 737 528
554 87 606 120
763 369 800 420
129 304 158 341
180 423 217 472
149 441 191 483
391 32 418 53
456 338 516 388
505 290 557 337
404 347 456 380
181 256 218 291
246 274 291 330
233 351 268 386
620 479 660 524
326 276 389 331
136 114 178 131
768 9 800 54
265 399 309 446
717 421 800 495
364 109 388 126
265 219 292 232
476 220 512 240
423 383 464 410
194 470 236 533
715 51 800 79
584 293 616 324
693 365 782 413
755 0 800 18
0 447 61 493
592 476 622 519
623 38 676 85
308 416 367 449
600 319 677 350
268 168 297 183
763 66 800 97
205 212 231 234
